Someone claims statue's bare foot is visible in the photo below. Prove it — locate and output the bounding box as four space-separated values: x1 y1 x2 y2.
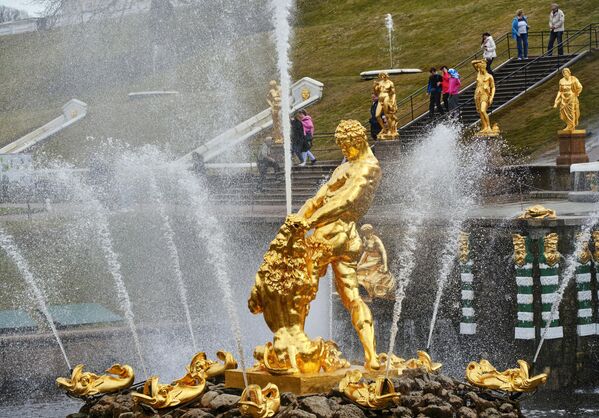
365 356 381 371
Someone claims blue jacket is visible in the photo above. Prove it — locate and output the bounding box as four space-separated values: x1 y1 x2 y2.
512 16 529 39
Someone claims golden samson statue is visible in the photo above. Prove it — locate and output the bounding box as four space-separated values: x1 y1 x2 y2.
554 68 583 133
249 120 382 373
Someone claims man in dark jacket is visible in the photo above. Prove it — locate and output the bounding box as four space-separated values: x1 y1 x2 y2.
427 67 443 117
291 114 306 164
369 94 383 140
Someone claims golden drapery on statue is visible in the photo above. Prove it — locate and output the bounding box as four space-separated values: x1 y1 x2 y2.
267 80 283 144
357 224 395 300
373 73 399 141
554 68 583 133
249 120 382 373
472 59 500 137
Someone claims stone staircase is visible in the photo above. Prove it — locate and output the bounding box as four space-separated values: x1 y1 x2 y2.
398 54 581 143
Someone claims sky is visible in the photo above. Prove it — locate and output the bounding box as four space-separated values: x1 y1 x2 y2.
0 0 45 16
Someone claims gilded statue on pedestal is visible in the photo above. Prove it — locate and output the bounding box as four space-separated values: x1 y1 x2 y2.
357 224 395 300
466 359 547 392
249 120 382 372
553 68 583 133
373 73 399 140
267 80 283 144
56 364 134 398
472 59 500 137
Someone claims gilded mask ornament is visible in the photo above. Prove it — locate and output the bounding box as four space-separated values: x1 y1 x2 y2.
543 233 560 267
239 383 281 418
591 231 599 262
466 359 548 392
518 205 557 219
576 232 592 264
338 369 400 409
56 364 134 398
512 234 528 267
301 87 311 101
459 232 470 264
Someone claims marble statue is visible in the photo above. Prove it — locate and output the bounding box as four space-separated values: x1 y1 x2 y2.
357 224 395 299
249 120 382 373
373 73 399 140
554 68 583 133
267 80 283 143
472 59 500 136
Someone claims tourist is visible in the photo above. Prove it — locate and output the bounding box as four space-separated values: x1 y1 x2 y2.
547 3 565 56
440 66 450 112
482 32 497 74
369 94 383 140
512 10 529 60
427 67 443 117
299 109 317 166
256 137 280 191
291 114 305 164
447 68 461 112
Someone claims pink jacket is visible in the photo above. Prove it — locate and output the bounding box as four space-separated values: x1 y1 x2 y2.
301 115 314 135
448 77 461 95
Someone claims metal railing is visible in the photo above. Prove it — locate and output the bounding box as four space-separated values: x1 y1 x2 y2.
395 24 599 130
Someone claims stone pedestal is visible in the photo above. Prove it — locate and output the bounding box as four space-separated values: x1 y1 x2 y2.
225 366 381 395
556 130 588 166
372 140 401 162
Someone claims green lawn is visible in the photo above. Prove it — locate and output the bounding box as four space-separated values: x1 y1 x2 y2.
293 0 599 154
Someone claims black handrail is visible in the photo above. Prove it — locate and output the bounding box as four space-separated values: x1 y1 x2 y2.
395 24 598 130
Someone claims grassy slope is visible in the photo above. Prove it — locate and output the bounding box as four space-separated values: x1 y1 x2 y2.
292 0 599 153
493 51 599 156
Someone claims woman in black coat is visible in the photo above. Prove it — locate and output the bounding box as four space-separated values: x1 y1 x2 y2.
291 114 305 164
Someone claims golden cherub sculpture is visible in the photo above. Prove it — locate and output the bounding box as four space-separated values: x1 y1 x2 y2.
338 369 400 409
357 224 396 300
373 73 399 140
267 80 283 144
466 359 548 392
56 364 134 398
239 383 281 418
131 351 237 409
472 59 500 137
554 68 583 133
249 120 382 373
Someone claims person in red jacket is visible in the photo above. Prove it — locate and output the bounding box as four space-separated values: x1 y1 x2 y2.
440 65 451 113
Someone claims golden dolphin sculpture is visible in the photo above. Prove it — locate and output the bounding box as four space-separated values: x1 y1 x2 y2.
56 364 134 398
238 383 281 418
466 359 548 392
338 369 400 409
131 351 237 409
378 351 442 375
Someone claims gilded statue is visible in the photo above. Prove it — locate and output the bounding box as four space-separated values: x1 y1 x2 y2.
459 231 470 264
518 204 557 220
267 80 283 144
249 120 382 372
466 359 548 392
56 364 134 398
378 351 442 375
373 73 399 140
239 383 281 418
553 68 583 133
472 59 500 137
543 233 560 267
357 224 396 300
338 369 400 409
131 351 237 409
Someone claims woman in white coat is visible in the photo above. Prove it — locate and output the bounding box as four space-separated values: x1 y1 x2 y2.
481 32 497 76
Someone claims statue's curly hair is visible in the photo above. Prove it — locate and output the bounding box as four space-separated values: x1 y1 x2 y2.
335 120 367 146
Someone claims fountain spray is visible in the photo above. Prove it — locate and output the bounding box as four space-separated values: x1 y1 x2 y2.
533 212 599 365
272 0 294 214
0 227 71 370
385 13 394 68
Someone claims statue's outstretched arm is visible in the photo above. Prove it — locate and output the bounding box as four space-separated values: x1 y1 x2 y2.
305 176 368 227
298 184 328 219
